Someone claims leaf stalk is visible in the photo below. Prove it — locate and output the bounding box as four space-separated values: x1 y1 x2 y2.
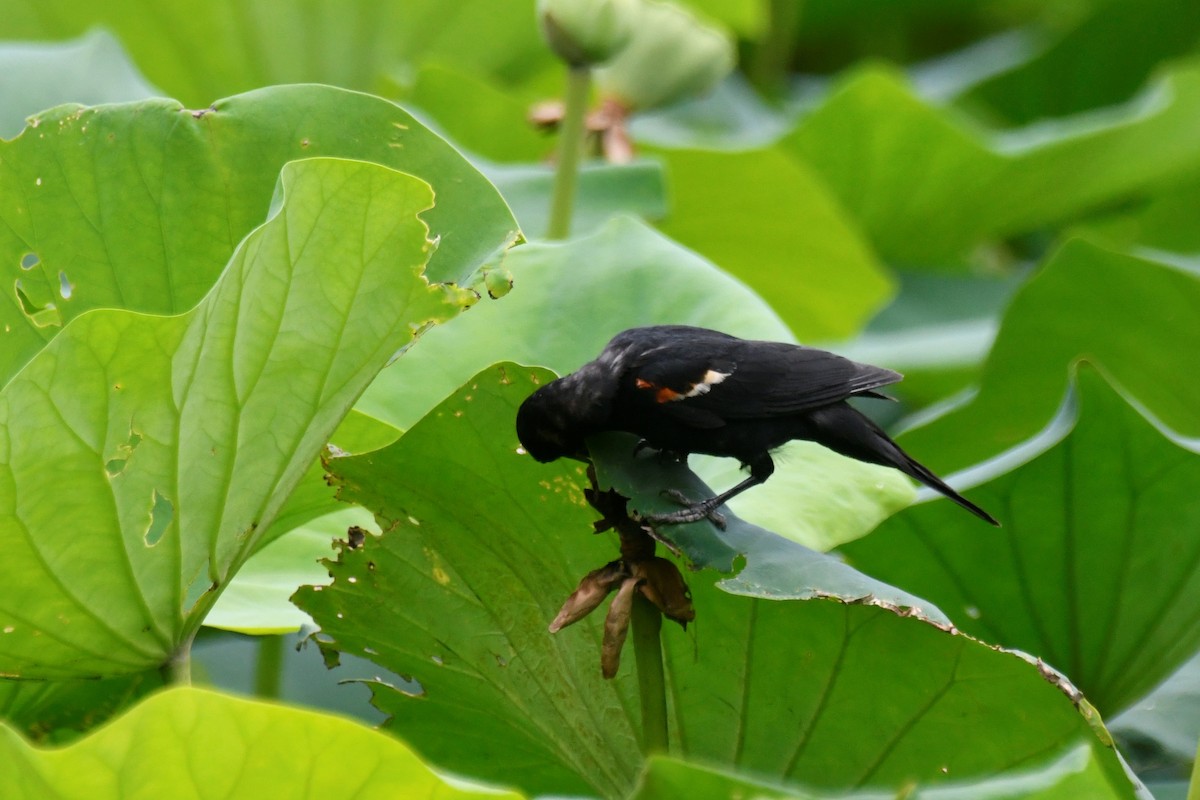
254 634 285 699
631 592 669 754
546 65 593 239
161 641 193 686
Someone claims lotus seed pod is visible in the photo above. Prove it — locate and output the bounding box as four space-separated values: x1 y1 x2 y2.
538 0 638 67
596 0 735 111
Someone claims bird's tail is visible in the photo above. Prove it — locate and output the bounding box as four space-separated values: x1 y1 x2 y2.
894 450 1000 526
807 403 1000 526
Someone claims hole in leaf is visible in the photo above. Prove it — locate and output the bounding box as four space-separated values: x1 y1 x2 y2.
58 271 73 300
397 682 426 698
19 252 39 270
144 490 174 547
14 280 62 328
14 283 36 313
105 428 142 477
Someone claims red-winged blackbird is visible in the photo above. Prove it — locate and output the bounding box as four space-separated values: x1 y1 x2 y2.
517 325 998 528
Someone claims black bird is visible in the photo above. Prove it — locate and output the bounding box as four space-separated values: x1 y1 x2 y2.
516 325 998 528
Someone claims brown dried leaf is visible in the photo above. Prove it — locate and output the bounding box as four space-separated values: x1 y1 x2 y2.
601 577 639 678
549 560 625 633
634 557 694 628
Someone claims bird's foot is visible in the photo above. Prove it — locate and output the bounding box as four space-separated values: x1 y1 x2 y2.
640 489 727 531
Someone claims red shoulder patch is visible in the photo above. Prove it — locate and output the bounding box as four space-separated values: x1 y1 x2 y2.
634 376 684 403
655 386 683 403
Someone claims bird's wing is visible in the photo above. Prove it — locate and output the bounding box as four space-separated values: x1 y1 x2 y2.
628 339 901 422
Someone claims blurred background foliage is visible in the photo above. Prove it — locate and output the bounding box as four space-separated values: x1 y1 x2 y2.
2 0 1200 797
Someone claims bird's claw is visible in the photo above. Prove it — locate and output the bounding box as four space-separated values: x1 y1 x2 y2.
640 489 727 531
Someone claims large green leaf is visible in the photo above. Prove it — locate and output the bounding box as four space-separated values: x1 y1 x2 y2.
899 240 1200 472
1 0 551 105
0 158 474 679
787 0 1044 75
306 365 642 798
1083 175 1200 256
843 366 1200 715
786 61 1200 265
0 29 158 138
652 145 893 341
0 670 162 744
954 0 1200 125
0 686 523 799
356 218 912 548
633 746 1137 800
295 363 1136 799
0 85 518 385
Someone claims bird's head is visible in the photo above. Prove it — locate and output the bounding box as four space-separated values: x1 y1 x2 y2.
516 381 589 463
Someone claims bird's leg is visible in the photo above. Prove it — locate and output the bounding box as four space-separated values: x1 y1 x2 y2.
642 454 775 531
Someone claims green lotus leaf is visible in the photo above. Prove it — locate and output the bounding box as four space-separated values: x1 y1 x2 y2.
0 85 518 385
652 144 893 341
1 0 552 105
295 363 1135 799
899 240 1200 472
632 746 1136 800
0 669 162 744
787 62 1200 265
844 366 1200 715
0 686 523 799
954 0 1200 125
0 157 475 679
